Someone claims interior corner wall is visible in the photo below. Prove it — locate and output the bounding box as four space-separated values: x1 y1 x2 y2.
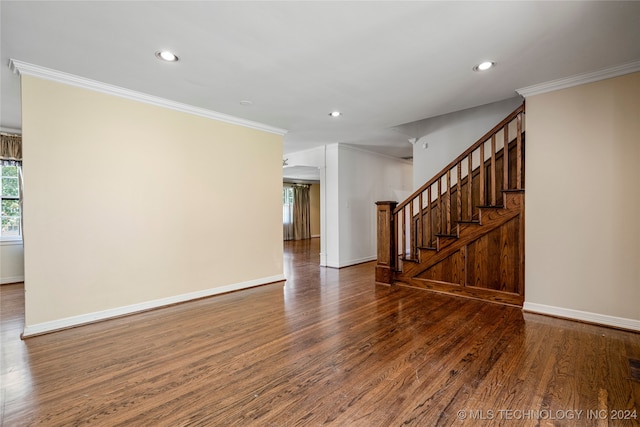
525 72 640 324
412 96 523 189
21 75 284 329
334 145 412 268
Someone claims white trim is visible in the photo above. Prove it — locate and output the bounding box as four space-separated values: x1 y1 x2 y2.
517 60 640 97
342 255 377 267
9 59 287 136
319 252 328 267
523 302 640 332
327 255 377 269
0 238 23 246
311 234 321 238
22 274 286 337
1 276 24 285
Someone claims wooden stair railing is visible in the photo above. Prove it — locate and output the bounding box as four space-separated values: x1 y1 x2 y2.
376 104 525 298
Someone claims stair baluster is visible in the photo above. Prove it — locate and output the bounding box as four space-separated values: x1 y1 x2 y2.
490 134 497 206
503 122 509 191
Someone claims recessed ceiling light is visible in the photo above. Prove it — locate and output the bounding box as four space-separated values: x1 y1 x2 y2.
329 111 342 117
473 61 495 71
155 50 179 62
240 100 253 106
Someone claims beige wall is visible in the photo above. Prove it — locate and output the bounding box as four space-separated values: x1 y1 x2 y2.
1 241 24 284
21 76 284 327
309 183 320 237
525 72 640 322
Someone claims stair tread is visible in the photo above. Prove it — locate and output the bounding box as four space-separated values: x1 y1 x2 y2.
477 205 504 209
502 189 525 193
418 246 437 251
435 233 458 238
457 220 480 224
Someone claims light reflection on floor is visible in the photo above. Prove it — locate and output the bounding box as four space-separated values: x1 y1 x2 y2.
0 282 34 408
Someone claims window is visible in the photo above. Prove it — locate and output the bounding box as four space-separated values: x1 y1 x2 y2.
1 165 21 238
283 186 294 224
282 184 310 241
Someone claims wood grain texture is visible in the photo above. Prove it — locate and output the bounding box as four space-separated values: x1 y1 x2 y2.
427 186 432 247
395 133 524 304
517 114 523 189
438 177 443 236
457 162 462 222
490 134 497 206
2 239 639 426
402 193 522 276
467 217 520 293
393 104 524 213
479 142 486 206
467 156 473 220
375 201 396 284
415 250 464 285
503 123 510 197
398 192 524 306
446 169 452 235
418 192 424 249
409 198 415 259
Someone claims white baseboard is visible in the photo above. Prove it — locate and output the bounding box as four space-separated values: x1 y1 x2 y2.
523 302 640 332
22 274 286 338
341 255 377 268
326 255 377 269
311 234 320 238
1 275 24 285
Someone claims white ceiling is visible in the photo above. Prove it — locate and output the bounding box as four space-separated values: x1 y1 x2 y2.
2 1 640 160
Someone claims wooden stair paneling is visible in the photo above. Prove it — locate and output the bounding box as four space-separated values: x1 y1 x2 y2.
376 105 526 305
397 277 524 306
400 191 524 305
466 217 521 294
400 191 522 277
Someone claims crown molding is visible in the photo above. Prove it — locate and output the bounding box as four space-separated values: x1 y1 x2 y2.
517 60 640 97
9 59 287 136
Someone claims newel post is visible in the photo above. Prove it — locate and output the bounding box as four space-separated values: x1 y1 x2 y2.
375 201 397 285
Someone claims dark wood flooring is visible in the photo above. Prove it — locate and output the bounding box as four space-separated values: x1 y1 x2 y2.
1 238 639 426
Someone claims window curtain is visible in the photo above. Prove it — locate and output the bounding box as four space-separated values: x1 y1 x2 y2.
1 133 23 238
283 185 294 240
292 184 310 240
283 183 311 241
0 133 21 165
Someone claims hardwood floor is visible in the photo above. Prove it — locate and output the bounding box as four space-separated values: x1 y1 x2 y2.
1 238 639 426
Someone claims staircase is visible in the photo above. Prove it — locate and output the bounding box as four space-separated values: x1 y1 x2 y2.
376 104 525 306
